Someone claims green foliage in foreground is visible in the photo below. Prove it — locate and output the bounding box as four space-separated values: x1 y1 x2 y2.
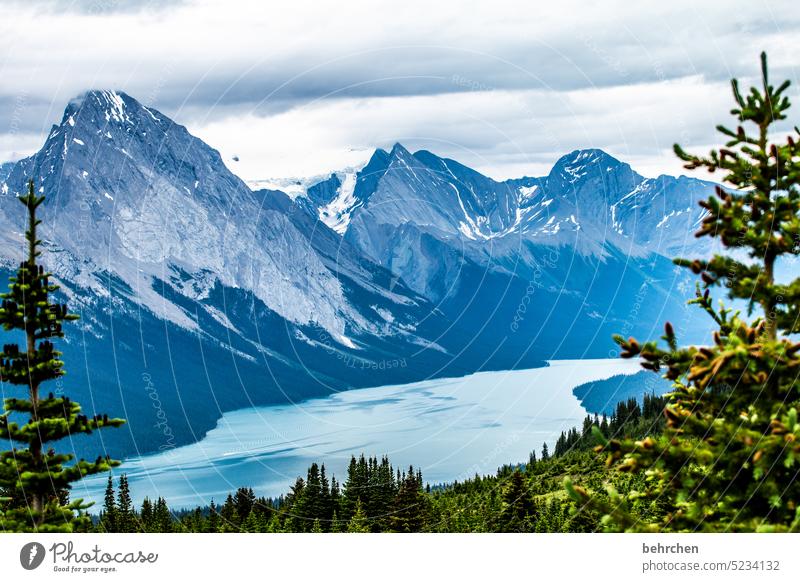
96 395 665 533
0 183 123 532
569 53 800 532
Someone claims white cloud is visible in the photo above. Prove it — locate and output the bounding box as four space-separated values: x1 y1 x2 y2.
0 0 798 179
189 76 763 181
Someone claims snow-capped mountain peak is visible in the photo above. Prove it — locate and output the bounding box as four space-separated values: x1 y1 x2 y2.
317 172 358 234
303 147 394 235
0 90 390 343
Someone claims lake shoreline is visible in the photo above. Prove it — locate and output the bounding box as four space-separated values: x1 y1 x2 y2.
76 358 642 509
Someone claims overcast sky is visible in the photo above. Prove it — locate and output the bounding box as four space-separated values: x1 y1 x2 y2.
0 0 798 181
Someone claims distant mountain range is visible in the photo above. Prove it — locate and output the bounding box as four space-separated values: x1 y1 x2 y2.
0 90 716 458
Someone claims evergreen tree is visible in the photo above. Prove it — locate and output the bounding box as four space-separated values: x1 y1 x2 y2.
554 432 567 456
99 475 117 532
342 455 369 521
234 487 256 522
116 474 135 533
330 509 342 533
569 53 800 532
599 414 609 436
284 477 306 532
341 456 359 521
208 500 220 532
0 182 124 531
497 470 535 532
219 493 241 531
319 464 332 526
139 497 154 533
242 510 261 533
154 497 173 532
371 456 396 529
347 499 370 533
302 463 325 527
329 475 341 520
541 442 549 460
390 466 426 532
183 507 204 533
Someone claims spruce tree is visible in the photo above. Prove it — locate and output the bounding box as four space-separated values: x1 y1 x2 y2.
329 474 341 520
319 464 331 527
347 499 370 533
116 474 135 532
390 466 426 532
284 477 305 532
208 499 220 532
219 493 241 532
330 509 342 533
139 497 154 533
183 507 204 533
99 475 117 532
569 53 800 532
0 181 124 531
242 510 261 533
303 462 325 526
234 486 256 521
266 512 282 533
342 455 363 521
154 497 173 532
497 470 535 532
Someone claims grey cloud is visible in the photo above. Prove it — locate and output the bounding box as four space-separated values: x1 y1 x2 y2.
124 31 800 122
1 0 799 177
15 0 186 14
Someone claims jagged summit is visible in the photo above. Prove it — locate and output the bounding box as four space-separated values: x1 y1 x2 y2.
60 90 161 128
553 148 626 169
389 142 410 155
4 88 717 336
0 89 417 345
548 148 637 190
300 143 717 296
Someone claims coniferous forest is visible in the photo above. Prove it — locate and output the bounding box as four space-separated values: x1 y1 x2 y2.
1 53 800 533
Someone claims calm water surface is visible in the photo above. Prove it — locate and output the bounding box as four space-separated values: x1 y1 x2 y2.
76 358 641 507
